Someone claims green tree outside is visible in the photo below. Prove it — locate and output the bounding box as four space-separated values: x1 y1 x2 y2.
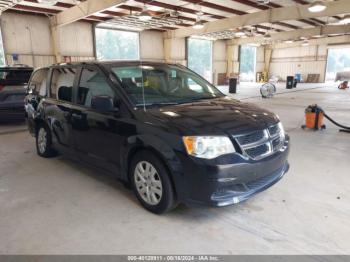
96 28 139 60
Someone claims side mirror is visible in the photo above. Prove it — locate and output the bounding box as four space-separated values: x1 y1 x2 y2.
91 95 116 112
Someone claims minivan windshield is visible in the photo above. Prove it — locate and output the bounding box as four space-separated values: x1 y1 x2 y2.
109 64 224 107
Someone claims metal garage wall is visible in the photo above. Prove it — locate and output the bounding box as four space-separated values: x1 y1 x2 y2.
269 45 327 82
213 40 227 85
1 12 55 68
140 30 164 62
256 46 265 73
58 21 94 59
1 12 95 68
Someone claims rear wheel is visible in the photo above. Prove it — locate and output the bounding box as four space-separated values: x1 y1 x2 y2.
36 124 56 158
130 151 177 214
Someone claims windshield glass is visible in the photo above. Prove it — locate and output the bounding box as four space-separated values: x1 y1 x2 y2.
109 64 223 106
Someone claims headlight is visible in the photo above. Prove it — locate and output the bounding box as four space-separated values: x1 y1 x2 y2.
278 122 285 139
182 136 236 159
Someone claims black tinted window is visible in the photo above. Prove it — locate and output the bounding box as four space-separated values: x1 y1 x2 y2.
50 68 77 102
77 68 116 107
0 68 33 86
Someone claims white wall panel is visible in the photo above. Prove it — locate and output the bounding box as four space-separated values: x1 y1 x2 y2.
213 40 227 85
270 45 327 82
58 21 94 57
1 13 53 56
140 31 164 61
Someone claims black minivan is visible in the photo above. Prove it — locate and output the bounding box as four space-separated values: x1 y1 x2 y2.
25 61 290 214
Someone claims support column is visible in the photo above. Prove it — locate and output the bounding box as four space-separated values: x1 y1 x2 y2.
50 24 61 63
226 43 239 77
264 46 273 75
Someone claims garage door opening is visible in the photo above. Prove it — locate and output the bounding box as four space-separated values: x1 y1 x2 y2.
187 38 213 83
326 47 350 82
95 28 139 61
239 45 257 82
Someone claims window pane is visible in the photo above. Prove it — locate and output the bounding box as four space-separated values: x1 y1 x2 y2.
78 68 116 108
240 45 257 82
30 69 48 96
187 38 213 83
326 48 350 82
95 28 139 60
51 68 76 102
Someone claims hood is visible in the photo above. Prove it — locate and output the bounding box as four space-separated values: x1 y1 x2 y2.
139 97 280 136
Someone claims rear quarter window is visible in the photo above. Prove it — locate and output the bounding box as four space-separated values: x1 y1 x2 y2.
28 68 49 96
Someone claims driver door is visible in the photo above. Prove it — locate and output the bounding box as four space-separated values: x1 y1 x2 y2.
71 65 123 173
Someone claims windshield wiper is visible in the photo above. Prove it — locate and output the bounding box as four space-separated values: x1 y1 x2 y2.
135 102 179 107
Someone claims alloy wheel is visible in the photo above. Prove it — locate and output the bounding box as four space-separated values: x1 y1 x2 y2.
134 161 163 205
37 128 47 154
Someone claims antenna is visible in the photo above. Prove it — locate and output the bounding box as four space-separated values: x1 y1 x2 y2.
140 60 146 112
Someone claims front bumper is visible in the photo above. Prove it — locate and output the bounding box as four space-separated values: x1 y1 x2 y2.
177 136 290 207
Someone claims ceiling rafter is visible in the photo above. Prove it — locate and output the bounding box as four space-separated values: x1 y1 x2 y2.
166 0 350 39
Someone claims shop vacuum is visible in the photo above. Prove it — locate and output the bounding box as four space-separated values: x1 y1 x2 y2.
302 104 350 133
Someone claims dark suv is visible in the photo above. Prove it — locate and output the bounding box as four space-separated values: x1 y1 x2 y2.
0 65 33 122
25 61 290 214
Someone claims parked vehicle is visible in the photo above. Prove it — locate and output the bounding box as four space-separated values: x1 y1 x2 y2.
0 65 33 122
25 61 290 214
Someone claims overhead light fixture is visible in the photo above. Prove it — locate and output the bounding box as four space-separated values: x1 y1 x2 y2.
285 40 294 44
308 1 326 13
235 30 245 37
301 40 310 46
340 14 350 24
264 33 271 40
249 43 261 47
138 6 152 21
193 20 204 29
37 0 58 5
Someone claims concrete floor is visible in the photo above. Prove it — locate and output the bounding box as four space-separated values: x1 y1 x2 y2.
0 83 350 254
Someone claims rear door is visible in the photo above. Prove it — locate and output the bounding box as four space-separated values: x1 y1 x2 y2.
45 66 79 152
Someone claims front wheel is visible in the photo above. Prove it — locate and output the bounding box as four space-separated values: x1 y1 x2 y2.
130 151 177 214
36 124 56 158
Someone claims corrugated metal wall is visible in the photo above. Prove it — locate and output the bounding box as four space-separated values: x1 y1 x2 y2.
269 45 327 82
1 12 95 68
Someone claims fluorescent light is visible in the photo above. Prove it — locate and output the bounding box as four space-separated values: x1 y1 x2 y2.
193 20 204 29
37 0 57 5
139 10 152 21
340 14 350 24
285 40 294 44
301 41 310 46
308 1 326 13
235 31 245 37
249 43 261 47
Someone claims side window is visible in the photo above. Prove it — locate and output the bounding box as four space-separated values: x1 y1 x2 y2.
77 68 116 107
187 77 205 93
50 67 77 102
29 68 49 97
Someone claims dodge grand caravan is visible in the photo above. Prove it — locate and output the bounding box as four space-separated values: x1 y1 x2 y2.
25 61 290 214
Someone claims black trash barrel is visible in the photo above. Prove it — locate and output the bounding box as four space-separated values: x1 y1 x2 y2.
286 76 294 89
229 78 237 93
293 79 298 88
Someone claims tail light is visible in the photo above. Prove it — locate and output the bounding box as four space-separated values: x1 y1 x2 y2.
0 85 4 92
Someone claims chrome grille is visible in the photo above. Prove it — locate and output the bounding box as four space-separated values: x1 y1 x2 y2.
234 123 285 160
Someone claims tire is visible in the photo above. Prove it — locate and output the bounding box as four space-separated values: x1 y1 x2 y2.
36 124 56 158
130 151 177 214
